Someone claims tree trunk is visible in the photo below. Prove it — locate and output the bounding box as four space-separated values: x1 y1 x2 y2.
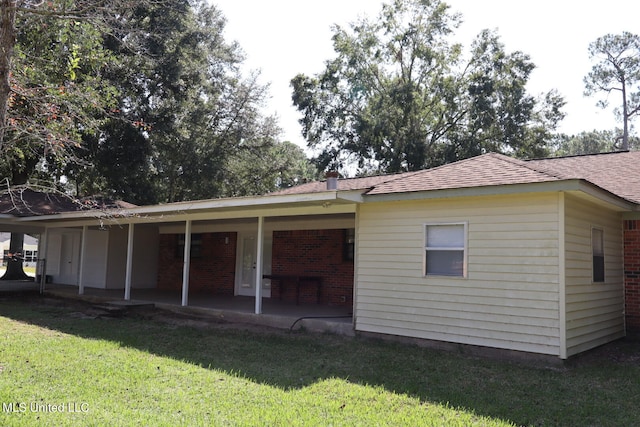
1 232 32 280
0 0 17 148
621 78 630 151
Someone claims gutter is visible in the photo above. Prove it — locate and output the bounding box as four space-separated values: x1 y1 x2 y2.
363 179 637 211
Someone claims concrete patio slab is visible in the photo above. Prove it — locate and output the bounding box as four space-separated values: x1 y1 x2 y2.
40 284 355 336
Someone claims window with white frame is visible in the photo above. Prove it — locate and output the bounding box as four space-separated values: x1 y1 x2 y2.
424 223 466 277
592 227 605 283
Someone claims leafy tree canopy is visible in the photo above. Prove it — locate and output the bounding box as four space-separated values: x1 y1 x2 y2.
222 141 320 197
553 129 639 156
1 0 316 203
291 0 565 174
0 0 121 185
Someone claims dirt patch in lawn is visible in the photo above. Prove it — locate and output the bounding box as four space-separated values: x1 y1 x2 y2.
567 332 640 366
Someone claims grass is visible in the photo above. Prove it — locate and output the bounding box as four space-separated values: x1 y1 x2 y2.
1 296 639 426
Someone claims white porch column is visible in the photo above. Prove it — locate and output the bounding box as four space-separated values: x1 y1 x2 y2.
181 220 192 307
78 225 88 295
254 216 264 314
124 223 135 301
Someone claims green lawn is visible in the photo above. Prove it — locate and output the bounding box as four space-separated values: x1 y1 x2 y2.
1 297 639 426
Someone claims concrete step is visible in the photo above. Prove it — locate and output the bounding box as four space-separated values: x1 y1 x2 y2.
91 301 155 317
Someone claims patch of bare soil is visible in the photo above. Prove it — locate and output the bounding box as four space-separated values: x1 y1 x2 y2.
568 333 640 366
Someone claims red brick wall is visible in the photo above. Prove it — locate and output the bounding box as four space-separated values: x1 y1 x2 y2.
158 232 236 295
624 220 640 330
271 229 354 306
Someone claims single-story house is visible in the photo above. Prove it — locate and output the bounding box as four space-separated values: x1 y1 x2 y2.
1 151 639 359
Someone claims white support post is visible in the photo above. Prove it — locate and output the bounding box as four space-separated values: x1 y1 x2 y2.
78 225 88 295
181 220 192 307
254 216 264 314
124 223 134 301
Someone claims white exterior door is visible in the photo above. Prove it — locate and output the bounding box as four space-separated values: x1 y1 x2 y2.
235 232 271 298
58 231 81 285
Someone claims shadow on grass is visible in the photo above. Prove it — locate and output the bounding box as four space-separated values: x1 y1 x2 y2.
2 293 640 426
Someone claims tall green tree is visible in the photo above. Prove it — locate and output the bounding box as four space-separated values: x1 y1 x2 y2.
0 1 118 186
67 0 287 203
291 0 565 174
222 141 320 197
584 32 640 151
0 0 126 280
448 30 565 162
553 129 639 156
292 0 464 173
0 0 176 185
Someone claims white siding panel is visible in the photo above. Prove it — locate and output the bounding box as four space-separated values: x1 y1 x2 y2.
357 275 559 293
358 318 559 355
563 194 624 357
359 301 559 327
356 193 562 356
564 295 621 312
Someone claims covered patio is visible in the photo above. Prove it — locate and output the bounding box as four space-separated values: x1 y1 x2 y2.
41 283 354 334
0 279 353 334
0 182 367 336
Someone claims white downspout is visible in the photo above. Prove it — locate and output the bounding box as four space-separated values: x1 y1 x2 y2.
254 216 264 314
181 220 192 307
78 225 88 295
124 223 135 301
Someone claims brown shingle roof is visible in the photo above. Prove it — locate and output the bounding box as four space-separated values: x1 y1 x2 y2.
526 151 640 204
0 189 80 216
0 188 137 217
366 153 562 195
277 151 640 206
269 173 418 195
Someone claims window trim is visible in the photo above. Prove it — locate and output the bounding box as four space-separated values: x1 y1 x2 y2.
423 222 468 278
177 233 203 259
591 226 605 283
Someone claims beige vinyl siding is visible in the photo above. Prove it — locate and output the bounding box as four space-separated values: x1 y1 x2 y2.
564 194 624 357
356 193 562 356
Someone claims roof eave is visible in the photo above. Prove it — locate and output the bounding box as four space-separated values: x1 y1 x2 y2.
363 179 637 211
13 191 363 223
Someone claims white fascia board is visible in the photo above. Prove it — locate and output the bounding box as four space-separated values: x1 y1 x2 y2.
364 179 636 211
335 190 365 203
574 181 638 211
14 191 358 223
134 191 348 214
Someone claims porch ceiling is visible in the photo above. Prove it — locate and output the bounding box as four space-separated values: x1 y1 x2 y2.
0 220 46 234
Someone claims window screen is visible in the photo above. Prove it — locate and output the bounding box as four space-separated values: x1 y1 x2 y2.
425 224 466 277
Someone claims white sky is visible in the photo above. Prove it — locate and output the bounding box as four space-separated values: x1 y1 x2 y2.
212 0 639 148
